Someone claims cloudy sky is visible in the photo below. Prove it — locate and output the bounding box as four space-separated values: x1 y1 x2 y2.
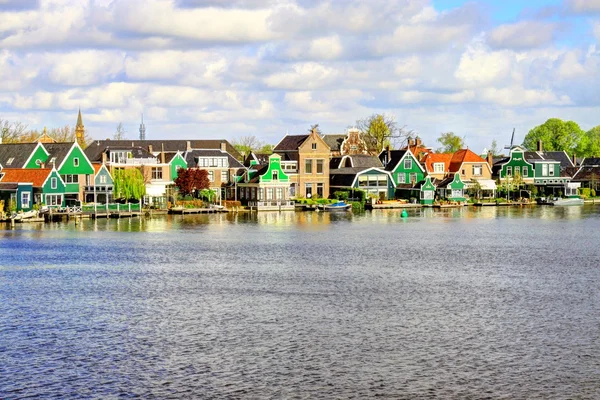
1 0 599 151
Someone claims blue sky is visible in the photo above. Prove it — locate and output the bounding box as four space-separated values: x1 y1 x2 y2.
0 0 599 151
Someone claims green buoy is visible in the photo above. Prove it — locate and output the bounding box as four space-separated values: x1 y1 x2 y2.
401 209 408 218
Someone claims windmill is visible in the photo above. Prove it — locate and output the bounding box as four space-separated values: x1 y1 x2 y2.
504 128 515 150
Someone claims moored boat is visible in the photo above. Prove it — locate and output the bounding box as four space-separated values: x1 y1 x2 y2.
319 201 352 212
537 196 584 206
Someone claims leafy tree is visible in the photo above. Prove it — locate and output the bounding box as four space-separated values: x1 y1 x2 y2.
489 139 500 156
522 118 584 155
174 168 210 197
113 122 127 140
436 132 464 153
578 125 600 157
258 144 274 154
113 168 146 200
356 113 412 154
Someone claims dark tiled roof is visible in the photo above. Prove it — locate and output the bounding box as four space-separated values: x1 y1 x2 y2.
84 139 240 162
276 151 299 162
524 151 572 168
0 143 38 168
572 166 600 181
321 134 346 152
329 168 362 187
184 149 243 169
44 143 75 168
273 135 309 151
379 150 408 171
581 157 600 166
329 155 382 170
243 152 271 168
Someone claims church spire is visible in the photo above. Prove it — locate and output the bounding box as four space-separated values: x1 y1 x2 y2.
75 108 85 147
139 114 146 140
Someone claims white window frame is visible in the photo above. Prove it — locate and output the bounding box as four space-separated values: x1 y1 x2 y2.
549 164 555 177
221 171 228 183
21 191 31 208
542 164 548 176
433 163 444 173
73 157 79 167
472 164 482 176
208 170 214 182
506 166 512 176
397 174 405 184
523 166 528 176
409 173 417 184
404 158 412 170
51 177 57 189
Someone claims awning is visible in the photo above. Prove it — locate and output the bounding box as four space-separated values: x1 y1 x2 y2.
468 179 497 190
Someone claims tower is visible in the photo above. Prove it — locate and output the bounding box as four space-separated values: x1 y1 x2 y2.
139 114 146 140
75 108 85 146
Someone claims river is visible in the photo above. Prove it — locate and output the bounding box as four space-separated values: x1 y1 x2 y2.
1 206 599 398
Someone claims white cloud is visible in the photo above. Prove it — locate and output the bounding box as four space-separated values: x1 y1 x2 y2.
455 44 512 86
47 50 125 86
264 63 338 90
567 0 600 14
488 21 557 49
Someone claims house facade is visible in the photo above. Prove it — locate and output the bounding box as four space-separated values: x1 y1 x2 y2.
329 155 395 200
273 129 331 199
237 154 294 210
0 167 66 210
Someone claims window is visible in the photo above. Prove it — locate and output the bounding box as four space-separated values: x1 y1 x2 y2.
46 194 62 206
221 171 228 183
21 192 30 208
422 190 434 200
312 143 317 150
542 164 548 176
152 167 163 180
273 171 278 180
452 189 463 198
61 174 79 184
404 158 412 169
397 174 405 184
506 166 512 176
305 159 312 174
317 183 324 197
99 175 107 184
51 177 57 189
276 187 283 199
434 163 444 173
208 171 214 182
409 173 417 184
305 183 313 197
514 166 520 176
472 164 482 176
6 157 14 166
267 188 273 200
316 159 324 174
73 157 79 167
523 166 528 176
549 164 555 176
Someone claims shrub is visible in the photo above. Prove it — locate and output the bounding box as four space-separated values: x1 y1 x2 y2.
592 189 597 197
334 191 349 201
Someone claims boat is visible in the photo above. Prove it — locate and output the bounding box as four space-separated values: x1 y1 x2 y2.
537 196 584 206
11 210 39 221
319 201 352 212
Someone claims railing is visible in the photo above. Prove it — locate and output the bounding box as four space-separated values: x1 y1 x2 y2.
249 200 295 207
112 158 159 165
81 203 141 212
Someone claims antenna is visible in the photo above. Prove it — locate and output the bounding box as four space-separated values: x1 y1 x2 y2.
504 128 515 150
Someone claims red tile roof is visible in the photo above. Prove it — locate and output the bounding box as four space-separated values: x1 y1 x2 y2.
423 153 453 173
0 168 52 187
449 149 487 173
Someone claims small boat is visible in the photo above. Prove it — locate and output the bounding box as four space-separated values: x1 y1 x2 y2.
320 201 352 212
537 196 584 206
11 210 39 221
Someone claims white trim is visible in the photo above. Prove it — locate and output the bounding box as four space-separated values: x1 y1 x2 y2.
56 142 94 172
41 167 66 189
390 151 425 174
22 142 50 169
350 167 396 188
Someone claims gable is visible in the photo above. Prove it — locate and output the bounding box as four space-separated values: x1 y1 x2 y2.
95 165 114 185
24 142 50 168
57 144 94 175
42 170 66 193
259 155 290 182
392 151 424 173
298 132 330 153
170 153 188 179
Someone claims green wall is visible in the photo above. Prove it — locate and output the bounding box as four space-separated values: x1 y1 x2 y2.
391 152 425 184
170 153 188 180
260 155 289 183
24 145 49 169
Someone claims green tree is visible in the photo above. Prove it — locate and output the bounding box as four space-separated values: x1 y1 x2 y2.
113 168 146 200
436 132 464 153
522 118 585 155
579 125 600 157
356 113 411 154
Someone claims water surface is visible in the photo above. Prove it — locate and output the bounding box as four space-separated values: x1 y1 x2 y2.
1 207 600 398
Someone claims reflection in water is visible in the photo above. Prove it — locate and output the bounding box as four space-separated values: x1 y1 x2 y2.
1 205 600 398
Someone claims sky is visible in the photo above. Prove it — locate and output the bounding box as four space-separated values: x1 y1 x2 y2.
1 0 599 152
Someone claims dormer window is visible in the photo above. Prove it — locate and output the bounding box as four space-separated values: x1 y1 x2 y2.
74 157 79 167
35 159 42 166
6 157 14 166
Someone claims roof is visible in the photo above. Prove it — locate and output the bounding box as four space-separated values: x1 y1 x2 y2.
423 153 453 173
0 143 38 168
184 149 244 169
243 152 271 168
84 139 241 162
449 149 487 173
43 143 75 167
274 135 309 151
379 150 408 171
331 155 383 170
581 157 600 166
0 168 52 187
523 151 573 168
321 134 347 152
92 163 104 174
329 168 365 187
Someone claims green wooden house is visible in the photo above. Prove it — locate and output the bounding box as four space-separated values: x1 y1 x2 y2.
418 176 436 205
237 154 294 210
0 167 66 210
168 152 188 180
84 164 114 204
437 172 466 202
378 149 426 200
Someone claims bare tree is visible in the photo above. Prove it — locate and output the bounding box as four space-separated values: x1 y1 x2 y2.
114 122 127 140
1 119 28 143
231 135 264 158
356 113 413 154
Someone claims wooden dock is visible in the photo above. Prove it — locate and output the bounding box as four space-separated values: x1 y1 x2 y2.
367 202 423 210
169 207 228 215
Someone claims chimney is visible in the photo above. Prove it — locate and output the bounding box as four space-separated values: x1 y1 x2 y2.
161 143 165 164
537 140 543 152
573 153 577 166
148 145 153 154
416 137 422 146
101 152 107 165
40 162 45 168
186 141 192 151
220 141 227 152
408 137 415 147
487 150 494 168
